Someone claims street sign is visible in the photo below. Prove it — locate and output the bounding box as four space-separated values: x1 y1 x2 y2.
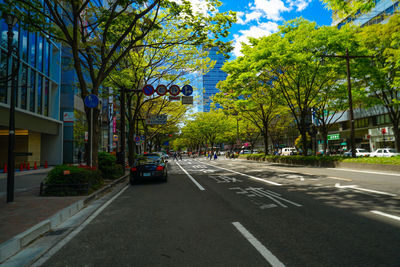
143 84 155 96
169 96 181 101
113 117 117 133
140 135 146 141
134 136 140 142
181 96 193 105
327 133 340 140
182 84 193 96
156 84 167 96
169 85 180 96
146 115 167 125
84 131 88 141
84 94 99 108
63 112 74 122
113 135 118 141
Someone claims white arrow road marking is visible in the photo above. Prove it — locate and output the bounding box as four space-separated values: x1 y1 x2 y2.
335 183 397 197
370 210 400 222
232 222 285 267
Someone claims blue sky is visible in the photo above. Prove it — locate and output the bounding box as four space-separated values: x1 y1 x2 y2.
216 0 333 57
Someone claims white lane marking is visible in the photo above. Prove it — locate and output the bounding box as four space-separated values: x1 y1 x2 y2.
327 168 400 177
335 183 396 197
327 176 352 182
176 161 205 191
371 210 400 222
201 161 282 186
32 185 130 266
232 222 285 267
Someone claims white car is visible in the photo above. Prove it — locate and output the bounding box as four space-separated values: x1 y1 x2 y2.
370 148 400 157
344 148 370 157
281 147 297 156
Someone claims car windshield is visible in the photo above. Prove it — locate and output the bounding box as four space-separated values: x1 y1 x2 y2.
358 149 367 152
387 149 398 153
137 154 161 164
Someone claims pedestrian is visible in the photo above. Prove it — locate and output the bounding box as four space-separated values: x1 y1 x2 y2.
77 150 82 164
209 151 213 160
173 152 177 161
178 152 182 160
213 151 218 160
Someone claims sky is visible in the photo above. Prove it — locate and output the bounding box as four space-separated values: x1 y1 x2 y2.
215 0 333 58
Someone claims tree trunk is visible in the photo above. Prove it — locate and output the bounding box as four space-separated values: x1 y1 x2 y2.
128 119 135 166
393 120 400 151
300 117 308 156
263 128 269 155
85 106 100 167
321 129 328 156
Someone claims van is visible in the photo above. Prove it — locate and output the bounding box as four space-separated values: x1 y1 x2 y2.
281 147 297 156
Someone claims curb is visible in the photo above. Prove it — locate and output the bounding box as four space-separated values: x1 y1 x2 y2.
0 173 129 263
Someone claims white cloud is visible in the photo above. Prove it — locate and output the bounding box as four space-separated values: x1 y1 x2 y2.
233 22 279 57
236 11 245 24
244 11 263 23
250 0 290 21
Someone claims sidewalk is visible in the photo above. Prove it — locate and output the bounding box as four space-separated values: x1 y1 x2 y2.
0 168 128 263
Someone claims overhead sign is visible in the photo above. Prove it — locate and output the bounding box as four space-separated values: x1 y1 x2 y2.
84 94 99 108
156 85 167 96
143 84 155 96
169 96 181 101
181 96 193 105
63 112 74 122
182 84 193 96
146 115 167 125
169 85 180 96
327 133 340 141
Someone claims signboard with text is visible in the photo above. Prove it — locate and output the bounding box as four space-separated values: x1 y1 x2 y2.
63 112 74 122
327 133 340 141
146 115 167 125
181 96 193 105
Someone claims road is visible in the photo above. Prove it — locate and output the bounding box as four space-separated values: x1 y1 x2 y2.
0 169 50 197
38 158 400 266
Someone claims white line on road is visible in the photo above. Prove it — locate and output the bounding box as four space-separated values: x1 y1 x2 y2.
201 161 282 186
176 161 205 191
327 168 400 177
32 185 130 267
334 183 396 197
232 222 285 267
370 210 400 222
327 176 352 182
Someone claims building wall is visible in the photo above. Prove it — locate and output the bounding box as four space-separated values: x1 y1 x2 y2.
0 14 63 166
202 47 227 112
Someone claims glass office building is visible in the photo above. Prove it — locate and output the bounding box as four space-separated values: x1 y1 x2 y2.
0 14 63 169
202 47 227 112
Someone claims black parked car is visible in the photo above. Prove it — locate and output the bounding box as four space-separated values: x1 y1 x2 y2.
130 153 168 184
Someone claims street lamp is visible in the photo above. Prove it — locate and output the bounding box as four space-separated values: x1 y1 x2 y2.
3 12 19 203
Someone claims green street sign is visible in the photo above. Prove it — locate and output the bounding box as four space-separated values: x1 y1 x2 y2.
327 133 340 140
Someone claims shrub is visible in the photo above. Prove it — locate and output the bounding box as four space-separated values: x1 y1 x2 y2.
43 165 103 196
98 152 124 179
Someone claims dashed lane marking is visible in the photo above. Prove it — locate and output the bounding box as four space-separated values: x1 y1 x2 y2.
370 210 400 222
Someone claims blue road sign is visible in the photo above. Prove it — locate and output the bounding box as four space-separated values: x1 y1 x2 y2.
140 135 146 141
134 136 140 142
84 94 99 108
143 84 155 96
182 84 193 96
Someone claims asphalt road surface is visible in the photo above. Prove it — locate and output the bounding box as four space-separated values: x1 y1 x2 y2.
39 158 400 266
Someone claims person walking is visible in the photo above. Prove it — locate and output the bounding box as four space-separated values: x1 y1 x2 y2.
213 151 218 160
173 152 178 161
77 150 82 165
178 152 182 160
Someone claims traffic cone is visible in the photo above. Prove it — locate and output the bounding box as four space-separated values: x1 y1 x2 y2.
34 162 37 170
20 163 23 171
3 163 7 173
27 162 30 170
44 161 48 168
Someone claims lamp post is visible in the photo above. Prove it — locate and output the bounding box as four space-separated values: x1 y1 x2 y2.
4 12 18 203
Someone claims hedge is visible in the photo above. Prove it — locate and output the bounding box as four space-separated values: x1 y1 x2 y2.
98 152 124 179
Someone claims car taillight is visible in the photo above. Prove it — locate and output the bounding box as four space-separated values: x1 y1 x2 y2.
131 167 137 172
156 166 164 171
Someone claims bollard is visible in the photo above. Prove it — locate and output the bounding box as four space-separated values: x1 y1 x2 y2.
27 162 30 170
20 163 23 172
23 161 26 169
34 162 37 170
44 160 48 168
3 163 7 173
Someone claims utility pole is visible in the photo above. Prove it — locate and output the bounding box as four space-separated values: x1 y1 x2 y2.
321 49 373 158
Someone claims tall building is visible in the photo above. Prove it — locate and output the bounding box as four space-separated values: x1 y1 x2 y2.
0 16 63 168
202 47 227 112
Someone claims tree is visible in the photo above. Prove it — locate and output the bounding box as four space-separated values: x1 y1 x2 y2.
356 14 400 151
321 0 376 19
250 19 356 155
5 0 235 166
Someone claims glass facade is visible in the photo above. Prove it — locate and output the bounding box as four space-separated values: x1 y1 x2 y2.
202 47 227 112
0 17 60 120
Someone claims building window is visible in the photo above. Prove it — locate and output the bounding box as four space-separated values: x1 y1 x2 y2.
378 114 391 125
44 40 49 76
38 35 43 72
0 20 7 48
37 75 42 114
21 28 28 62
30 70 36 112
371 116 378 126
44 78 49 116
20 65 28 109
356 117 368 128
29 32 36 67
